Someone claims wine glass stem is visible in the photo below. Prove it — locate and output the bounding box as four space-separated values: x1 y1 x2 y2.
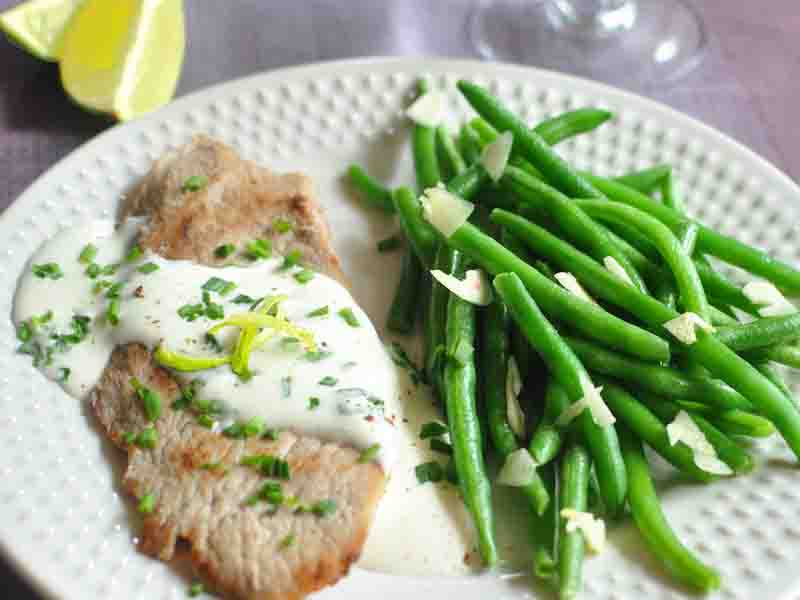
547 0 638 36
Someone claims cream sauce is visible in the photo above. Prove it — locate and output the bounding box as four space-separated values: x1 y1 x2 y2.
14 219 510 575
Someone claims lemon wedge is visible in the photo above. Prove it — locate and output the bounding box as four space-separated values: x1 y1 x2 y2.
0 0 84 61
58 0 185 121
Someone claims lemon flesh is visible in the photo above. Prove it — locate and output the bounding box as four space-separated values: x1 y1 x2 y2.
59 0 185 121
0 0 84 61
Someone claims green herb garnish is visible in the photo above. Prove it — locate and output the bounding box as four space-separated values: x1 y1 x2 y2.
358 443 381 464
106 281 124 299
78 244 98 264
106 299 121 326
262 428 279 441
198 462 227 473
202 277 236 296
223 417 265 439
58 367 71 382
273 218 293 234
197 414 215 429
137 493 155 514
246 481 284 507
280 533 296 550
85 263 101 279
307 397 320 410
419 421 448 439
177 302 205 322
293 269 314 284
100 263 119 276
16 322 32 342
137 262 159 274
305 350 333 362
430 438 453 455
188 581 204 597
389 342 423 386
281 249 303 270
126 245 143 262
337 307 360 327
311 499 337 518
135 427 158 449
205 332 223 353
131 377 161 422
232 294 256 305
318 376 338 386
306 305 329 318
92 280 112 294
122 431 136 445
241 454 291 479
377 234 403 253
32 263 63 280
281 376 292 399
182 175 208 193
215 243 236 259
246 239 271 260
415 461 444 484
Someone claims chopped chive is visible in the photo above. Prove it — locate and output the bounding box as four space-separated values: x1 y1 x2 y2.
337 307 360 327
205 333 223 353
281 249 303 270
358 443 381 464
16 322 32 342
293 269 314 284
78 244 98 264
306 306 329 318
131 377 161 422
30 310 53 331
57 367 71 382
122 431 136 445
415 461 444 484
126 245 143 262
311 498 337 518
280 336 301 350
85 263 101 278
223 417 265 439
281 376 292 399
182 175 208 193
106 298 121 326
232 294 256 305
430 438 453 455
198 461 226 472
188 581 204 597
192 397 223 416
246 239 272 260
246 481 284 507
262 428 279 441
32 263 63 280
106 281 124 299
137 262 159 274
318 376 338 386
202 277 236 296
137 493 155 514
177 302 205 322
215 243 236 259
172 383 196 411
273 218 293 234
100 263 118 276
419 421 448 439
197 414 215 429
92 280 112 294
308 397 320 410
135 427 158 449
377 234 403 253
280 533 296 550
305 350 333 363
241 454 291 479
389 342 423 386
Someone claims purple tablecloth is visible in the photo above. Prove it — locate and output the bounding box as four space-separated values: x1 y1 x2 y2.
1 0 798 597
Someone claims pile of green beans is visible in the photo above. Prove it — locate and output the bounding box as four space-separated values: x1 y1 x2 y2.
345 77 800 598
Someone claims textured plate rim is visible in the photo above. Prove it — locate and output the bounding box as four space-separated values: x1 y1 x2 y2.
1 56 799 600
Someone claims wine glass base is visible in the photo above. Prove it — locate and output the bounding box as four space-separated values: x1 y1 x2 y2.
470 0 706 89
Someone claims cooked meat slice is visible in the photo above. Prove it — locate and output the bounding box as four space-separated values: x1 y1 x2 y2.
92 137 385 599
122 134 345 283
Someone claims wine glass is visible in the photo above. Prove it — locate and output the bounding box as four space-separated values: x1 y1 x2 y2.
469 0 706 88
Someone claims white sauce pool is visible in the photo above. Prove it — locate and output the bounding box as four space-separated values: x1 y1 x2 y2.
14 220 530 576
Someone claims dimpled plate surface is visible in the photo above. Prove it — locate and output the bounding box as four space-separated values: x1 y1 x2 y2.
1 58 800 600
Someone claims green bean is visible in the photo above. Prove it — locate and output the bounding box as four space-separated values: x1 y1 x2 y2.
531 463 559 580
446 163 489 200
458 80 603 199
426 244 463 387
392 186 439 268
584 174 800 295
653 277 677 311
565 336 752 412
709 304 739 326
558 444 591 600
714 314 800 352
633 391 754 474
386 250 422 333
458 122 484 165
445 220 671 362
436 126 467 179
502 166 648 293
613 164 672 194
660 170 684 213
471 106 612 149
744 343 800 369
618 425 721 592
481 297 551 514
754 362 798 410
413 127 441 193
501 229 535 382
444 273 497 566
346 164 394 213
489 209 800 459
529 381 570 465
703 408 776 438
494 272 628 515
573 198 709 321
598 382 715 481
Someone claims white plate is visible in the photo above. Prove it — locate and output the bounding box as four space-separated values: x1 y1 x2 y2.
1 58 800 600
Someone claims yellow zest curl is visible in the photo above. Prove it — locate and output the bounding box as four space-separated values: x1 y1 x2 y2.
154 344 231 372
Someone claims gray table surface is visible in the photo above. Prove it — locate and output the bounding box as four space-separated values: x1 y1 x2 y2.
0 0 798 597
